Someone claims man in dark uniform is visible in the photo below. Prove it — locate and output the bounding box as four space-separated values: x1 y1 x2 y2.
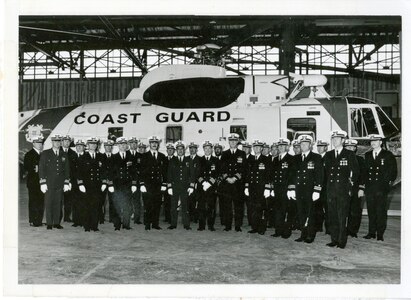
139 136 168 230
39 134 70 230
287 135 323 243
344 139 366 238
166 141 195 230
163 143 176 223
77 137 106 232
220 133 246 232
323 131 359 248
315 139 329 233
242 141 254 226
71 139 86 227
289 139 301 230
197 141 219 231
108 137 138 231
265 142 276 229
363 134 397 241
24 136 44 227
61 135 76 222
188 142 201 223
213 143 224 225
128 137 143 225
292 140 301 155
269 138 295 239
100 139 115 223
244 140 271 235
138 142 147 154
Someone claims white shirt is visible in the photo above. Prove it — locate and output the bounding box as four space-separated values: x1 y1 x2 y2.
301 150 310 161
150 151 158 158
279 152 287 160
89 151 96 159
205 155 211 161
178 155 184 162
33 148 41 155
63 147 69 153
230 149 237 155
105 153 111 158
335 147 343 157
373 148 382 158
119 151 126 159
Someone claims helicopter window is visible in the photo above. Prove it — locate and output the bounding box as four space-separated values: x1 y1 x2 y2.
166 126 182 143
230 125 247 141
375 107 399 137
287 118 316 140
108 127 123 141
350 108 378 137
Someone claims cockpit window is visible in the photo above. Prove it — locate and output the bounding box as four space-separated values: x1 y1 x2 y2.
350 107 379 137
375 107 399 137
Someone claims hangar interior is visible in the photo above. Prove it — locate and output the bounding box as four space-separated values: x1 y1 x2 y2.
19 16 401 126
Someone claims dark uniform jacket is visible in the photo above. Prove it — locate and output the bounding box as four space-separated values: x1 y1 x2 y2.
355 155 366 191
39 148 70 187
189 155 201 184
100 152 114 185
167 156 196 191
245 154 271 192
288 151 323 193
270 153 294 189
198 156 219 190
127 150 142 185
24 148 41 189
77 152 105 188
220 148 246 182
363 149 397 192
140 151 167 190
109 152 138 188
323 148 359 195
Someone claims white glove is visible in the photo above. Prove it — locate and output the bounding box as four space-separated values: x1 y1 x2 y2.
312 192 320 201
140 185 147 193
202 182 211 191
131 186 137 193
177 200 181 211
188 187 194 195
161 185 167 192
101 184 107 192
68 182 72 191
264 189 271 198
244 188 249 196
168 188 173 196
358 190 365 197
287 190 296 200
79 185 86 193
40 184 48 194
63 184 70 192
108 186 114 193
271 190 275 197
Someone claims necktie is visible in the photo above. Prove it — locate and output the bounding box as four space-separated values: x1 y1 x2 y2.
92 153 95 159
55 150 58 156
122 153 125 160
335 150 339 158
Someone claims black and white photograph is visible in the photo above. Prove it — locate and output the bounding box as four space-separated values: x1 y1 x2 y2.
2 0 411 298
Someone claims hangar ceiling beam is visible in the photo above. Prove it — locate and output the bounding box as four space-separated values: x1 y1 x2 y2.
351 43 384 69
99 16 148 74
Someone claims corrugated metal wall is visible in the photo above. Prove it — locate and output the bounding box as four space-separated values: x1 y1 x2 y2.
19 75 399 111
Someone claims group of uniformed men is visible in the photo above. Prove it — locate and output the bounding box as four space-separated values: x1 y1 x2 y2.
24 130 397 248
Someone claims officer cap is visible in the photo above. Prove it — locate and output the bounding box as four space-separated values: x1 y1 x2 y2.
138 142 147 148
252 139 264 147
32 136 44 144
214 143 224 150
103 140 114 146
174 140 186 149
271 142 278 148
367 134 384 141
263 143 270 149
242 141 252 148
166 143 175 150
292 139 300 146
128 137 139 143
330 130 347 139
51 134 62 141
62 135 72 141
297 135 313 143
188 142 199 149
116 137 128 144
344 139 358 146
228 133 240 141
316 139 329 147
277 138 290 146
87 137 99 144
75 139 86 146
148 135 161 143
202 140 213 148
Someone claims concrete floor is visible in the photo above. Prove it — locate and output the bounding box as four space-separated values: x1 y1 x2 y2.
18 183 401 284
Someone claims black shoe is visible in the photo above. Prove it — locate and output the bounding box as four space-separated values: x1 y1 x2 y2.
93 229 100 232
29 222 34 227
145 225 151 230
377 235 384 241
152 226 162 230
72 223 79 227
33 224 42 227
223 227 232 232
85 229 90 232
258 231 265 235
248 229 258 234
326 242 338 247
123 226 132 230
114 227 120 231
184 226 192 230
281 234 290 239
295 237 304 242
134 221 142 225
197 227 204 231
363 234 376 239
304 238 314 243
235 227 242 232
47 225 53 230
64 218 72 223
337 244 346 249
54 225 64 229
271 232 281 237
209 227 216 231
167 226 176 230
